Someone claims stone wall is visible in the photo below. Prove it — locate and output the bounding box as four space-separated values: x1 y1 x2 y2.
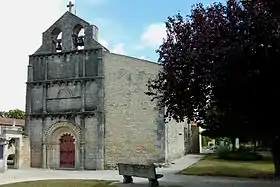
84 117 102 170
20 136 30 168
103 53 165 169
165 119 186 162
190 125 200 154
28 119 43 168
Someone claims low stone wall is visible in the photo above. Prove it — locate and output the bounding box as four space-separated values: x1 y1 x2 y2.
0 144 7 173
20 136 30 168
0 159 5 173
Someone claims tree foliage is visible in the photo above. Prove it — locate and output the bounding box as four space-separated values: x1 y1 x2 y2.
260 0 280 13
0 109 25 119
146 0 280 177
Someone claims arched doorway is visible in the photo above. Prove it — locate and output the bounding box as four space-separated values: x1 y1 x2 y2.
59 133 75 168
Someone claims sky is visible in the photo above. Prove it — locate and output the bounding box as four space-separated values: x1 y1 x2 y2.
0 0 217 111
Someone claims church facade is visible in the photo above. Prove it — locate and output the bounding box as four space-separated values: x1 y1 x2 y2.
25 10 190 170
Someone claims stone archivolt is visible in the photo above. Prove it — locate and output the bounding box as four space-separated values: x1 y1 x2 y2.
44 121 82 143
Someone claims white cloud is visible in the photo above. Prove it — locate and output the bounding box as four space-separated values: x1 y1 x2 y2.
140 23 166 47
99 38 126 55
0 0 68 111
111 43 126 55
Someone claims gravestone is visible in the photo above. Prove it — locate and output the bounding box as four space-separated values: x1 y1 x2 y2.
0 137 7 173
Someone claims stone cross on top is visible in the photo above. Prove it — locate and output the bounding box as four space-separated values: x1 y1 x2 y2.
67 1 74 13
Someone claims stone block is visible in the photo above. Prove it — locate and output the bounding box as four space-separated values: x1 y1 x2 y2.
118 163 157 179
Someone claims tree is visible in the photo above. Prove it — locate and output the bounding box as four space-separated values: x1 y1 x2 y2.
146 0 280 177
259 0 280 13
0 111 7 118
0 109 25 119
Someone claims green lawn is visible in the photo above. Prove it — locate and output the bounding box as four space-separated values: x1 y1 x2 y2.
180 154 275 179
0 180 117 187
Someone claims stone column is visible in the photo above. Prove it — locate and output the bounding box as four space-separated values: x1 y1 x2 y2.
44 57 48 80
28 64 33 82
79 142 85 170
27 64 33 115
81 52 86 112
81 82 85 112
42 143 47 168
43 57 48 114
82 52 86 77
42 119 47 168
75 53 79 78
43 84 47 113
97 50 105 170
79 117 85 170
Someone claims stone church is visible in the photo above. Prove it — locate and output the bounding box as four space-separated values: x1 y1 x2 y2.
25 6 191 170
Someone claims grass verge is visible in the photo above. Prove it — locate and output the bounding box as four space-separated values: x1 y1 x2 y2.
179 154 275 179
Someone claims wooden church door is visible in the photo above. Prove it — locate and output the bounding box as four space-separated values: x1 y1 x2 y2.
59 134 75 168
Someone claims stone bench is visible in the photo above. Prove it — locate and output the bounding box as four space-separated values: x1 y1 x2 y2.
117 163 164 187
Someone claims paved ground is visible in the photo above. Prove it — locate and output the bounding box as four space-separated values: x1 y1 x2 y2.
0 154 280 187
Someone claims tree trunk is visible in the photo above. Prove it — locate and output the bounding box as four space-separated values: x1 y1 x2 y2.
272 137 280 179
253 140 257 152
231 137 236 151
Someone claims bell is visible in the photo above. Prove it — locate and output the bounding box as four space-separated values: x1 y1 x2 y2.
77 36 84 46
56 43 62 51
55 38 62 51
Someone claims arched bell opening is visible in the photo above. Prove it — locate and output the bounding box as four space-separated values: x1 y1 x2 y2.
51 28 63 52
72 24 85 50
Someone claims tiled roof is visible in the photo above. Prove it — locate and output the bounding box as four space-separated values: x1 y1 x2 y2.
0 117 25 126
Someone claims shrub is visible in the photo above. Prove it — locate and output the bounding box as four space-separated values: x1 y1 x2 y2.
217 148 263 161
216 144 231 153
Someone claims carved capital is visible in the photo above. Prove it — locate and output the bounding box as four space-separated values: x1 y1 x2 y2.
80 81 86 86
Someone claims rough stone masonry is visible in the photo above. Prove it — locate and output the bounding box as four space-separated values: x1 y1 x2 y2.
25 10 189 170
